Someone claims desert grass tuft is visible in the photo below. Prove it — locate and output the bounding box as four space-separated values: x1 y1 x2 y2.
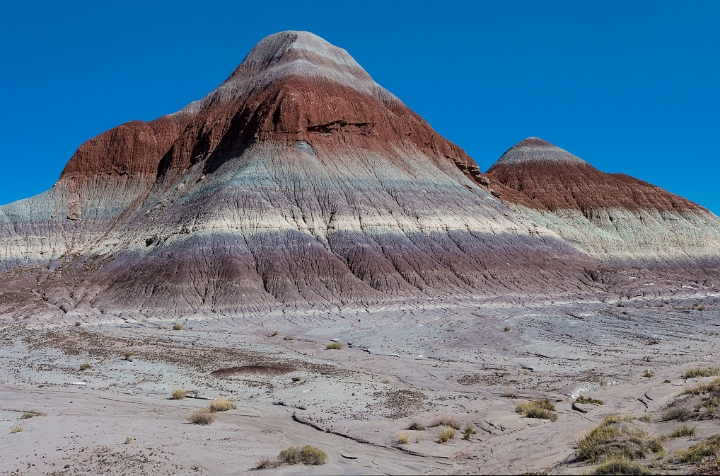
124 437 133 444
278 445 327 465
21 411 44 419
188 408 216 425
398 431 410 444
588 456 651 475
463 424 476 440
283 336 293 341
170 388 185 400
437 426 456 443
11 427 22 434
681 377 720 396
683 367 720 379
325 342 342 350
668 424 696 438
576 395 604 405
674 435 720 463
503 326 511 332
516 399 558 421
643 370 655 378
576 415 663 463
123 351 133 361
172 323 183 331
79 362 92 371
208 398 236 412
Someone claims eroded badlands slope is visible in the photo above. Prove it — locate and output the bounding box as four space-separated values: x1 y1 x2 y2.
487 138 720 266
0 32 601 318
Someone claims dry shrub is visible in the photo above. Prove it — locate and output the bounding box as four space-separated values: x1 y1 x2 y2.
662 407 695 422
503 326 511 332
398 431 410 444
11 427 22 433
407 421 426 431
438 426 456 443
503 388 518 399
170 389 185 400
208 398 236 412
325 342 342 350
278 445 327 465
79 362 92 371
283 336 293 341
124 437 133 444
254 457 279 469
188 408 216 425
430 416 460 430
172 323 183 331
463 424 476 440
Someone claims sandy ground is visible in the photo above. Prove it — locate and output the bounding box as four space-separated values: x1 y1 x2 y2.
1 293 719 474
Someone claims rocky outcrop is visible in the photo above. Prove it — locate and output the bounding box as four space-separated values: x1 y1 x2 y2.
487 138 720 265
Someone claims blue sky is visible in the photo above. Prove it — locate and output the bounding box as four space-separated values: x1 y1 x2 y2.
1 1 718 213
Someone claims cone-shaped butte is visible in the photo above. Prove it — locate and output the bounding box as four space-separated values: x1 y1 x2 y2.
0 33 597 318
487 138 720 265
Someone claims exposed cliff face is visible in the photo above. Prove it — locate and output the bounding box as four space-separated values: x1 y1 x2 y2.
487 138 720 265
0 32 604 317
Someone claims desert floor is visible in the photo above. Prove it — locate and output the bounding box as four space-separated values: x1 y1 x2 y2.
2 292 719 474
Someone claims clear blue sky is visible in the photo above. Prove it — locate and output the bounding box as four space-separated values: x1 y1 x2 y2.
1 1 718 213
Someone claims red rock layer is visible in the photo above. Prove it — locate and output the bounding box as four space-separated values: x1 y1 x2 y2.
486 138 704 214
